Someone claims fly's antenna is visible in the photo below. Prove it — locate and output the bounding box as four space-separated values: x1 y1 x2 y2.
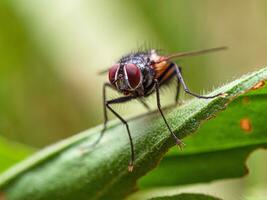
164 46 228 61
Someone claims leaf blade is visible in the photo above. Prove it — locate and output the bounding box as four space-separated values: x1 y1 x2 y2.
147 193 222 200
0 67 267 200
139 82 267 187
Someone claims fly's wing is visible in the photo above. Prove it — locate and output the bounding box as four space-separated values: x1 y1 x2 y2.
98 46 227 75
164 46 227 61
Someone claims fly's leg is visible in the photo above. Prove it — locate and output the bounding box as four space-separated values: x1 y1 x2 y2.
105 96 136 172
175 66 182 104
156 62 181 104
99 83 140 148
82 84 136 171
137 98 151 111
80 83 113 152
174 63 223 99
94 83 111 147
82 82 136 171
154 79 184 150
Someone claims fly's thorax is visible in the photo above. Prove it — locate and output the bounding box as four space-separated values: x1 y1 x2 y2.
139 63 155 90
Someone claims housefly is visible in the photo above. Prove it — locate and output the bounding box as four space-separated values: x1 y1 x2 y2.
95 46 227 172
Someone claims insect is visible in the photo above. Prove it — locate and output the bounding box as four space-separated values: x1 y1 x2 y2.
94 46 226 172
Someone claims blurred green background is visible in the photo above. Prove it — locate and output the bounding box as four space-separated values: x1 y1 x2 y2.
0 0 267 199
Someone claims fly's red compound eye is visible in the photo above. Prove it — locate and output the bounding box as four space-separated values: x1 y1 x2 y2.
125 63 141 89
108 64 119 84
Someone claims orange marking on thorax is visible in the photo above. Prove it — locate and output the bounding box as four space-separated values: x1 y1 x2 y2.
153 62 174 81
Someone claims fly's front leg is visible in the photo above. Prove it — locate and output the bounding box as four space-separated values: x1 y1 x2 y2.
105 95 136 172
100 83 112 139
82 81 136 171
174 63 224 99
154 79 184 150
80 83 114 152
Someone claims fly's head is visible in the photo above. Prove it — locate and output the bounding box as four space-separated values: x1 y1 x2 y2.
108 62 142 95
108 50 169 95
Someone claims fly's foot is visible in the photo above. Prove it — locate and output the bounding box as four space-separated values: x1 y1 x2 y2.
78 145 92 156
176 138 185 151
79 128 106 155
219 92 228 98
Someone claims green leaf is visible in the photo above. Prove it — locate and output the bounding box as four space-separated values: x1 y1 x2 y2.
0 136 34 173
0 67 267 200
139 80 267 187
147 193 222 200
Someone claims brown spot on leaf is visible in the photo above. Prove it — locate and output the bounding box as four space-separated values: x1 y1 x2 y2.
0 192 5 200
251 81 265 90
240 118 252 133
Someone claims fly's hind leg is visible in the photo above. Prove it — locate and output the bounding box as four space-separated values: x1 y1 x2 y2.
154 79 184 150
157 63 182 105
175 66 182 104
174 63 224 99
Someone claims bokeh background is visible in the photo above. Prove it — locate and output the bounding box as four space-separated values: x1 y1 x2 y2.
0 0 267 199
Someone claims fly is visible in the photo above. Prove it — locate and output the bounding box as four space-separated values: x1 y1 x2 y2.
93 46 227 172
